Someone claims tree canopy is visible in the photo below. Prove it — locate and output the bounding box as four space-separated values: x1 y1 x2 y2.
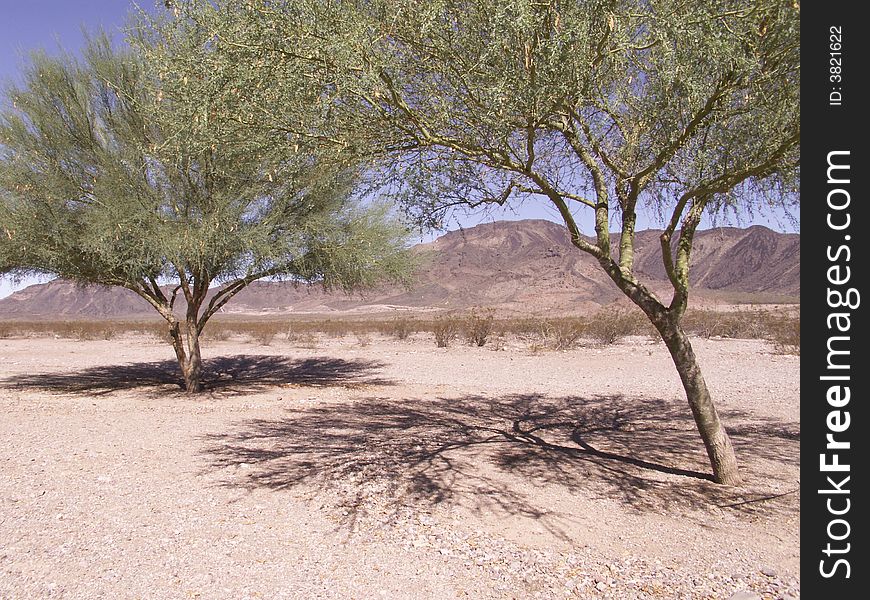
0 33 412 391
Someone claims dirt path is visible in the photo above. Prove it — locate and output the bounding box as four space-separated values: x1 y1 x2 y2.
0 334 799 599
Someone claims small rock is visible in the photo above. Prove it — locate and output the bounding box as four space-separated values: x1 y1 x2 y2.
596 581 607 592
728 592 762 600
761 567 777 578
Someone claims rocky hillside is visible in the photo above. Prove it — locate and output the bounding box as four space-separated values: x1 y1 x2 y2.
0 220 799 318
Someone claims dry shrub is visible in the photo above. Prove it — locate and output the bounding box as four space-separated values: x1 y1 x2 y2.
433 317 459 348
506 317 547 342
203 323 232 341
316 319 349 338
388 317 415 341
283 324 299 342
587 309 644 345
295 332 319 349
464 309 494 347
0 319 174 341
541 318 587 350
253 329 276 346
0 308 800 355
680 309 799 345
682 310 765 340
767 315 800 355
227 321 280 346
70 322 119 341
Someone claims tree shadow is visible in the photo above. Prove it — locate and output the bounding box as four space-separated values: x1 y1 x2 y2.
1 355 393 396
200 393 800 534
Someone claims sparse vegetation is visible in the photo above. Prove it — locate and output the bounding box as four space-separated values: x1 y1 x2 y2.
767 315 801 355
464 310 495 347
355 332 372 347
0 308 800 354
537 318 585 350
388 317 416 341
432 317 459 348
586 309 644 346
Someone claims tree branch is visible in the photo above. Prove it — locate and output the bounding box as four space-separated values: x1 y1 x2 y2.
669 198 706 317
632 75 736 188
197 266 284 332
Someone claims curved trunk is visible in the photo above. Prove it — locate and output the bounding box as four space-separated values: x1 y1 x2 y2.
599 258 742 485
653 314 741 485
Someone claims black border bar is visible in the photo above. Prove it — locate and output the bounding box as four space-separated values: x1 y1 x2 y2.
802 2 868 595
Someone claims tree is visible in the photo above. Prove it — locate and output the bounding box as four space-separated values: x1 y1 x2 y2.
140 0 799 484
0 35 412 393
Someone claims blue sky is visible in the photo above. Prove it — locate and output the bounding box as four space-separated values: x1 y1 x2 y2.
1 0 145 298
0 1 138 72
0 1 799 299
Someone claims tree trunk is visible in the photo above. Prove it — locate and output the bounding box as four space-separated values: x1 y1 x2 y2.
654 314 741 485
182 328 203 393
169 321 204 394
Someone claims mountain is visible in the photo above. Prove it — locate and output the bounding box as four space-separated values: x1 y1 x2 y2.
0 220 799 319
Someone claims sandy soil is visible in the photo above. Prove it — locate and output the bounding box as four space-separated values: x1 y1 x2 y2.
0 332 799 599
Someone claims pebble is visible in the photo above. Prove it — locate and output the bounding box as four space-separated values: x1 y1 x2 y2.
728 593 762 600
761 567 777 577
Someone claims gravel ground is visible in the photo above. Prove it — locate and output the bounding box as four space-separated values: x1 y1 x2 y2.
0 333 800 599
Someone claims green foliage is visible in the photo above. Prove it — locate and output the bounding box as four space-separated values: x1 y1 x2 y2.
155 0 799 325
0 34 413 329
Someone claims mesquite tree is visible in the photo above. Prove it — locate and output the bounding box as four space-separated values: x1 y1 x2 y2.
142 0 799 484
0 36 412 393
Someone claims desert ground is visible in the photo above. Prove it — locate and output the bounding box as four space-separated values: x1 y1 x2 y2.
0 331 799 599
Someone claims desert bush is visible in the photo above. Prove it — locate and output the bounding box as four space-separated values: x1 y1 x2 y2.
317 319 350 338
767 315 800 355
283 324 299 342
203 323 233 341
0 309 799 353
464 309 494 347
541 318 587 350
240 322 281 346
132 322 167 340
295 332 320 349
587 309 644 345
681 310 716 339
681 309 790 341
69 322 119 341
388 317 415 341
253 329 276 346
691 310 756 339
433 317 459 348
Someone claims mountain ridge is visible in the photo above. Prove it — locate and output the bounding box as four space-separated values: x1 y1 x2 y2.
0 219 799 318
